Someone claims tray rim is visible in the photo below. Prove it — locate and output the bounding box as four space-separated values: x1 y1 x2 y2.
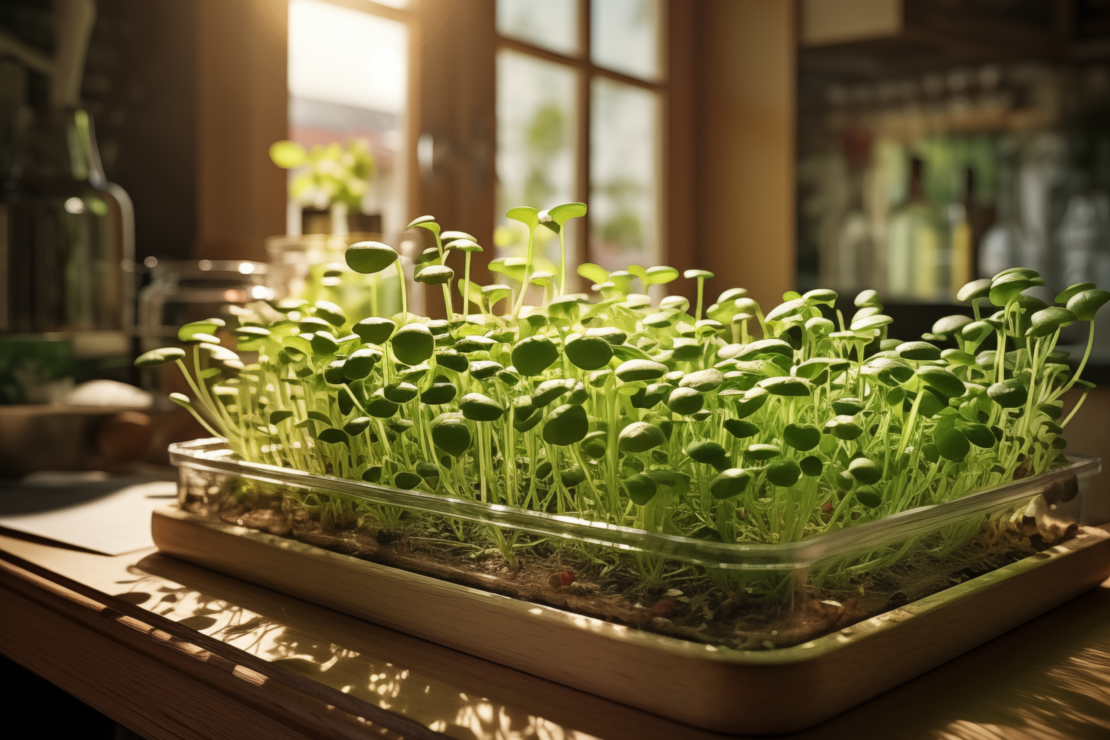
169 438 1102 571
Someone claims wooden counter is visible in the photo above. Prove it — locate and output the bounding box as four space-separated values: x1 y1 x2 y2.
2 526 1110 739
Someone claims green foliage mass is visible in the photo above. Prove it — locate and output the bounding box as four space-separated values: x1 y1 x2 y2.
140 204 1105 597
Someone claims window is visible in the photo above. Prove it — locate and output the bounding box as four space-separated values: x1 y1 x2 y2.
287 0 413 240
495 0 665 282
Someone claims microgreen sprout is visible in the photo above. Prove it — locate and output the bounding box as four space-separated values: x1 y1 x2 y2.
140 203 1105 600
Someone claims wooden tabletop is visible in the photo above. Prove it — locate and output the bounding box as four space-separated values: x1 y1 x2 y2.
2 526 1110 740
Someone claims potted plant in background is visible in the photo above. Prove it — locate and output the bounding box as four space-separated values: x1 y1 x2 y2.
266 139 401 322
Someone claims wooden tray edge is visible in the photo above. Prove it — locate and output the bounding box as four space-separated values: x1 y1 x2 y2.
151 506 1110 734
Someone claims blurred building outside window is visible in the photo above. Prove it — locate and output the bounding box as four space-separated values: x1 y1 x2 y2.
495 0 665 285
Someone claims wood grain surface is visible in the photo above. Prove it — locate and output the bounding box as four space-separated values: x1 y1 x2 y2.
3 518 1110 739
151 506 1110 735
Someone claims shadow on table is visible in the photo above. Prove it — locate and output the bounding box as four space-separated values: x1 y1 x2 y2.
117 551 1110 740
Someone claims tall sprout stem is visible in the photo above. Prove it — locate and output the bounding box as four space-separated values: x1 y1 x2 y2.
511 225 536 321
395 261 408 319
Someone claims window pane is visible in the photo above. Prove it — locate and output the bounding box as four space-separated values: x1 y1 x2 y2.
592 0 660 81
496 50 578 280
590 78 658 272
288 0 408 239
497 0 578 56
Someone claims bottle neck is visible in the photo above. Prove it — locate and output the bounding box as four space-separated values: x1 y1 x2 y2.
9 107 106 187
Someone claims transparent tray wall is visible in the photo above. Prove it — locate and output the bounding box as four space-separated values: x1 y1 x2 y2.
171 439 1101 612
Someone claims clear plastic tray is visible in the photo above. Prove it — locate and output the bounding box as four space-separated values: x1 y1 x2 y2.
169 438 1101 572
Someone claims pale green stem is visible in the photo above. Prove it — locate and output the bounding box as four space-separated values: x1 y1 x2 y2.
395 261 408 319
511 225 537 321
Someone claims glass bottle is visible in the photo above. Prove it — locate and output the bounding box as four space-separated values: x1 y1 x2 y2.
887 157 947 299
1 107 132 337
834 167 873 293
949 167 989 293
979 145 1025 280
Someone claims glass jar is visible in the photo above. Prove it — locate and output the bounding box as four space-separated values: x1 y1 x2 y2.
137 259 272 395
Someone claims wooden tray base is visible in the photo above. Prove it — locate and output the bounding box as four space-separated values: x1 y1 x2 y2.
152 506 1110 735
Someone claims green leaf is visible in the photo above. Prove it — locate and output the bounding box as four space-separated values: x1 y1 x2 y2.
848 458 882 484
511 336 559 376
643 266 679 286
616 359 668 383
618 422 666 453
394 472 422 490
685 440 727 463
800 456 823 477
850 313 893 331
346 241 399 275
709 468 751 499
667 387 704 416
481 284 513 308
459 392 504 422
684 269 714 280
766 459 801 487
825 415 863 440
344 417 371 436
407 215 440 234
318 427 349 445
577 262 610 285
830 398 864 416
269 140 307 168
783 423 821 451
744 444 781 461
269 410 294 425
135 347 186 367
309 332 339 356
420 383 457 405
565 335 614 371
856 488 882 508
489 257 528 283
392 324 435 365
897 341 942 361
916 366 965 399
313 300 346 327
366 390 399 418
178 319 225 342
956 278 992 302
1056 282 1096 305
415 265 455 285
506 206 540 229
625 473 658 505
1066 289 1110 321
960 423 996 448
353 317 396 345
935 426 970 461
383 382 419 404
989 272 1032 306
730 387 769 419
961 320 995 345
932 315 973 336
987 378 1028 409
757 376 812 397
542 404 588 446
1026 307 1077 337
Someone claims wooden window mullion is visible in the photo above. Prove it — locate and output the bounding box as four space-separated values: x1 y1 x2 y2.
576 0 592 290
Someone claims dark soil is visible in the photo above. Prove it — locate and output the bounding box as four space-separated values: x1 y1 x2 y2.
198 494 1072 651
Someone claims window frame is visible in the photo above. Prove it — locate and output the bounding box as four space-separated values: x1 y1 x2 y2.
495 0 669 285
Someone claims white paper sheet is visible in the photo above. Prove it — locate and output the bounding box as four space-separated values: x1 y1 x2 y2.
0 476 176 555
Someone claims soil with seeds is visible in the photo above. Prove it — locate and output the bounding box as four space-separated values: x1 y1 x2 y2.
183 478 1075 650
